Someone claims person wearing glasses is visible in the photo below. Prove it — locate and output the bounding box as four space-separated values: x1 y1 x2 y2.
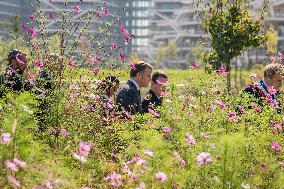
142 70 168 114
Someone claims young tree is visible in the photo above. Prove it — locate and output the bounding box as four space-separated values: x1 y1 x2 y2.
266 26 278 54
197 0 269 93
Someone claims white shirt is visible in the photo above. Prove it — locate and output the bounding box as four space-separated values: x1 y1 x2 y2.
130 78 140 91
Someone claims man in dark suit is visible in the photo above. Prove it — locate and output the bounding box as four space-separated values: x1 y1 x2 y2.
242 63 284 114
142 70 168 113
116 61 153 115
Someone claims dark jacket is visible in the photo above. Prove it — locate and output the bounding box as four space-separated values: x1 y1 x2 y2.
116 80 142 114
142 89 163 113
0 67 32 98
242 81 281 114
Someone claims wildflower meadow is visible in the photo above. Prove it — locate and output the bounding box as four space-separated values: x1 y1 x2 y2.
1 0 284 189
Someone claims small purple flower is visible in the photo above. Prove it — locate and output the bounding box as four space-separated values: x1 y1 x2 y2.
196 152 212 165
162 127 172 133
185 132 196 145
155 172 167 183
5 161 19 172
13 158 27 168
1 133 11 144
79 142 91 157
227 112 237 121
272 141 282 152
104 172 122 187
60 128 68 137
7 175 21 188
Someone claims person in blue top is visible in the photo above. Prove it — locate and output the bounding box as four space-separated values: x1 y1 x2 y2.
243 63 284 114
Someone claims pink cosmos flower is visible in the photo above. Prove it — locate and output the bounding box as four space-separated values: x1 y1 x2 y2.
1 133 11 144
29 14 35 21
274 123 283 131
105 7 109 16
279 162 284 167
120 52 125 61
5 161 19 172
60 128 68 137
95 54 101 61
218 66 227 75
87 55 95 64
249 73 258 79
143 149 153 157
78 142 91 157
130 63 136 70
136 158 147 166
29 28 37 36
74 5 81 13
68 58 75 67
196 152 212 165
155 172 167 183
7 175 20 188
136 182 145 189
278 52 283 63
112 41 118 49
272 141 282 152
34 60 43 68
185 132 196 145
22 24 28 31
104 172 122 187
227 112 237 121
123 31 131 42
148 108 159 117
191 61 199 68
92 68 100 75
13 158 27 168
268 86 277 95
215 100 225 110
173 151 186 166
163 127 172 133
49 13 54 19
253 105 261 112
120 25 126 32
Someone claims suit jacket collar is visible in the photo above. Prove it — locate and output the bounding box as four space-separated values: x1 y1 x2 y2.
129 78 140 91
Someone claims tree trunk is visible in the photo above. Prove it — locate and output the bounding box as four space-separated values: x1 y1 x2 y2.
226 61 231 94
234 59 238 90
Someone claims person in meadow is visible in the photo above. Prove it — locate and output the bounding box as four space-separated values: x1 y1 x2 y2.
0 49 31 98
97 75 120 100
142 70 168 113
96 75 120 119
116 61 153 115
242 63 284 114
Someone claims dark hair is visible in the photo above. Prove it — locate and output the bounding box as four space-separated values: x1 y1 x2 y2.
152 70 168 83
130 61 153 77
7 49 23 64
97 75 120 97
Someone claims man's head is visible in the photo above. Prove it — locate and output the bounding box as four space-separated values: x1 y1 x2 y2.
7 49 27 74
264 63 284 90
130 61 153 87
151 70 168 97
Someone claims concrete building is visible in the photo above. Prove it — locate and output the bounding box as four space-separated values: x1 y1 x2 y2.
121 0 154 56
148 0 207 68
